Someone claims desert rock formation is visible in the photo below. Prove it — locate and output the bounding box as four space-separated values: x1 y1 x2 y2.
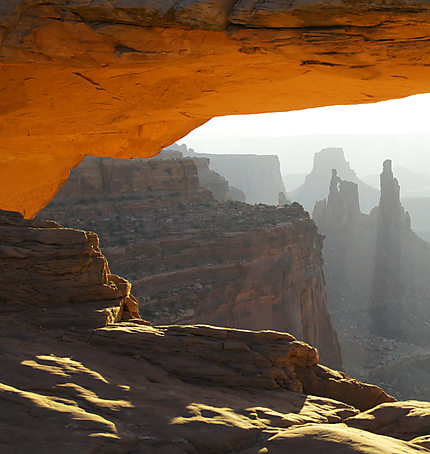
150 148 246 201
177 144 287 205
0 209 140 328
4 1 430 215
39 156 342 369
313 160 430 400
291 148 380 213
7 207 430 454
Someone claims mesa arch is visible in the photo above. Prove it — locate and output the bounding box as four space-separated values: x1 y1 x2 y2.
2 0 430 217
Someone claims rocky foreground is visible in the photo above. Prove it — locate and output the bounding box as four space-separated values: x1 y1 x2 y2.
1 208 430 453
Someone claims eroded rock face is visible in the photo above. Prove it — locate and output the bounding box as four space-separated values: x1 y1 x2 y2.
93 322 394 411
178 143 287 205
5 203 427 454
0 314 405 454
39 156 342 369
3 1 430 215
0 208 140 328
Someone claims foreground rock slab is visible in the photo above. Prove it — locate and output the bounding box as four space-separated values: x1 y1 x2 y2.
92 322 394 412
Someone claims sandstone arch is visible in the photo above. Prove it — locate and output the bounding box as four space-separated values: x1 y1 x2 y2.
2 1 430 216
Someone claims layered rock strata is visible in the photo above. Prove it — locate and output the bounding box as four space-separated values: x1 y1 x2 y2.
93 322 392 412
191 156 246 202
4 1 430 216
6 203 430 454
0 209 140 328
313 160 430 400
179 144 287 205
39 156 342 369
1 312 411 454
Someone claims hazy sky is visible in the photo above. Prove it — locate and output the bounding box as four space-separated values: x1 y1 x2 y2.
178 94 430 177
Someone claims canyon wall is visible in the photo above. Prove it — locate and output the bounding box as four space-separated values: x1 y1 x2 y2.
177 144 287 205
313 161 430 400
4 205 415 454
3 1 430 215
39 155 342 369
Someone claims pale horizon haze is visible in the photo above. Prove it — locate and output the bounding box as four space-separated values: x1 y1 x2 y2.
178 94 430 178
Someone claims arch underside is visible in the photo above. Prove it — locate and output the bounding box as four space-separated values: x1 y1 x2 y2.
2 0 430 216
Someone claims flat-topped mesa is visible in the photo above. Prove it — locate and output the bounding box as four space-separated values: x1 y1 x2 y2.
0 209 142 328
373 159 411 231
46 156 213 209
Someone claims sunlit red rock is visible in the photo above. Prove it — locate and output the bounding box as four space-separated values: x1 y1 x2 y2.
2 1 430 215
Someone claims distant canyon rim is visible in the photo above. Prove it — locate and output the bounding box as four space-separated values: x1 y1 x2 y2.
3 1 430 215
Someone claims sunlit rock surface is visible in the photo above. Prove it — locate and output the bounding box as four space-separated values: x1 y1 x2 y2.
3 1 430 215
10 206 430 454
38 156 342 369
313 160 430 400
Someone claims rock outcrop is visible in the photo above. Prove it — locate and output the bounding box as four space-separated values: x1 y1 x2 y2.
291 148 380 213
9 205 430 454
151 148 246 201
3 1 430 216
313 160 430 400
0 209 140 328
179 144 287 205
39 155 342 369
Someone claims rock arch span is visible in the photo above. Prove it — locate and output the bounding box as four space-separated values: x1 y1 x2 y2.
2 0 430 216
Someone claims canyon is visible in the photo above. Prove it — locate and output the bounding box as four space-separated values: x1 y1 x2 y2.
3 1 430 452
7 207 430 454
39 155 341 369
314 160 430 400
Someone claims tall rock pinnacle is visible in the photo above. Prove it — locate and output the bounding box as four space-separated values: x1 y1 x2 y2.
374 159 410 231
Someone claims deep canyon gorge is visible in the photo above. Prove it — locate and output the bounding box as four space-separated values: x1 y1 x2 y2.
3 1 430 453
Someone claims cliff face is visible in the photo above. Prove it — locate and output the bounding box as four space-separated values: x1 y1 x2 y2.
313 160 430 400
4 207 416 454
291 148 380 213
0 209 140 328
39 156 342 369
177 144 287 205
189 156 246 202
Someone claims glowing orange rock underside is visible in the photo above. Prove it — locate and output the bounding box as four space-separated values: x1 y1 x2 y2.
2 7 430 216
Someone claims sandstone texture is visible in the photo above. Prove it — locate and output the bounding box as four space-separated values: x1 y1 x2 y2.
5 206 430 454
3 1 430 215
0 208 140 328
313 160 430 400
39 155 342 369
1 316 412 454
